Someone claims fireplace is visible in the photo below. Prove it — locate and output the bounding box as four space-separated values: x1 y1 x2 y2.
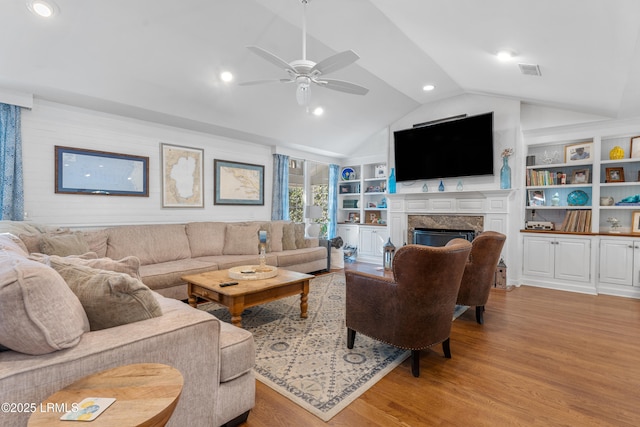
413 228 475 247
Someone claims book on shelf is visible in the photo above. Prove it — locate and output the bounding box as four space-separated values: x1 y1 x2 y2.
559 210 591 233
526 170 567 186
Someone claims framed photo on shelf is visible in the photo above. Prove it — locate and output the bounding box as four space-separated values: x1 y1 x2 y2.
571 169 590 184
632 211 640 234
605 167 625 183
367 210 381 224
564 142 593 163
631 136 640 158
347 212 359 223
528 189 545 206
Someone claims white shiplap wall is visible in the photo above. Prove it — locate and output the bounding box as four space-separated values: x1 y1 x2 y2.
21 100 273 228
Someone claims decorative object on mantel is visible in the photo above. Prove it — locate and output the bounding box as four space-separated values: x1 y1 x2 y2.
388 168 396 193
500 148 513 189
607 217 621 233
422 183 428 192
383 238 396 271
457 180 463 191
438 180 445 192
609 146 625 160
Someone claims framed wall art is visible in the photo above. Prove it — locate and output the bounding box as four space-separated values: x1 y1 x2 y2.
564 142 593 163
214 159 264 205
55 146 149 196
161 143 204 208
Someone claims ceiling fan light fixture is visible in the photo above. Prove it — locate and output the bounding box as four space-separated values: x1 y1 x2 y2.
312 106 324 116
296 77 311 106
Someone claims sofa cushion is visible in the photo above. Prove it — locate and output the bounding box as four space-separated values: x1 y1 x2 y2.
139 259 218 291
83 229 108 258
1 233 28 256
197 253 278 271
49 259 162 331
218 320 255 382
39 233 90 256
223 223 260 255
0 243 89 355
282 222 296 250
274 246 327 268
186 222 226 257
106 224 191 265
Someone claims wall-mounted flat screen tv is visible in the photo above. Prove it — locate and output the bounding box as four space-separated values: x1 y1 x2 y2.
393 112 494 182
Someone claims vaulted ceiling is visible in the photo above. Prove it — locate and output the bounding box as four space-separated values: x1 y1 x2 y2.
1 0 639 158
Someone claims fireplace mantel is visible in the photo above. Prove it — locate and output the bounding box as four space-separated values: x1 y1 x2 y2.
386 189 514 246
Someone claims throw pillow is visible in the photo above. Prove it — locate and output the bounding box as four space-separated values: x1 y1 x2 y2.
282 222 296 251
40 233 90 256
294 223 306 249
49 260 162 331
223 223 260 255
269 221 285 252
30 253 141 280
0 233 28 256
0 251 89 355
185 222 226 257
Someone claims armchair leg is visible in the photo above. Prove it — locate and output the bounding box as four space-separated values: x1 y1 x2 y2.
347 328 356 349
411 350 420 377
475 305 485 324
442 338 451 358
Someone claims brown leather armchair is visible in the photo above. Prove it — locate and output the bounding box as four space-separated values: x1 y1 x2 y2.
345 239 472 377
456 231 506 324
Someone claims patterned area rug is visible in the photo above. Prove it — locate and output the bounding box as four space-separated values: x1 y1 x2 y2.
200 273 468 421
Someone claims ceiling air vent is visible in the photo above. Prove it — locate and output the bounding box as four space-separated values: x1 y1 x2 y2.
518 63 542 76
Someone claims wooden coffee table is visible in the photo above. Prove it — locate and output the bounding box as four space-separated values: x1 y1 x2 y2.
183 268 314 327
28 363 183 427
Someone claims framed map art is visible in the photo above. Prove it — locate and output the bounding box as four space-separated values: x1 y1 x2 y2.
214 159 264 205
161 143 204 208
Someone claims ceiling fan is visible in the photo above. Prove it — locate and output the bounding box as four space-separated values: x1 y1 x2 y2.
239 0 369 106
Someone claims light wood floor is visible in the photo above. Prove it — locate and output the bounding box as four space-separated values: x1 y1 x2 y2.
241 263 640 426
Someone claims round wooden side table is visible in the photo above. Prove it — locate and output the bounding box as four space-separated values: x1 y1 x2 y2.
28 363 183 427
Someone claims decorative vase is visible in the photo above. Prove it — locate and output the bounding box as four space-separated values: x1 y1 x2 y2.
438 180 444 192
500 157 511 189
422 183 428 192
388 168 396 194
609 146 625 160
457 180 463 191
551 193 560 206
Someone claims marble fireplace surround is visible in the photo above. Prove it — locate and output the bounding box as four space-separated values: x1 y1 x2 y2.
407 215 483 246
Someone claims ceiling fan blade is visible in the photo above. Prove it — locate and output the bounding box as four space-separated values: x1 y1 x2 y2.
238 79 293 86
246 46 297 74
310 50 360 75
316 78 369 95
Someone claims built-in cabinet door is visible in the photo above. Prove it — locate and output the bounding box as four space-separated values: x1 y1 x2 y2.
554 238 590 282
337 225 359 247
599 239 634 286
359 226 388 260
523 236 554 279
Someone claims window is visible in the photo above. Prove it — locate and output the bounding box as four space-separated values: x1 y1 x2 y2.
288 158 304 223
288 158 329 236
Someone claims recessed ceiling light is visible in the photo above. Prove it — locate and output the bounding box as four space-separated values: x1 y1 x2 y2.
422 84 436 91
496 50 516 61
26 0 59 18
312 107 324 116
220 71 233 83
